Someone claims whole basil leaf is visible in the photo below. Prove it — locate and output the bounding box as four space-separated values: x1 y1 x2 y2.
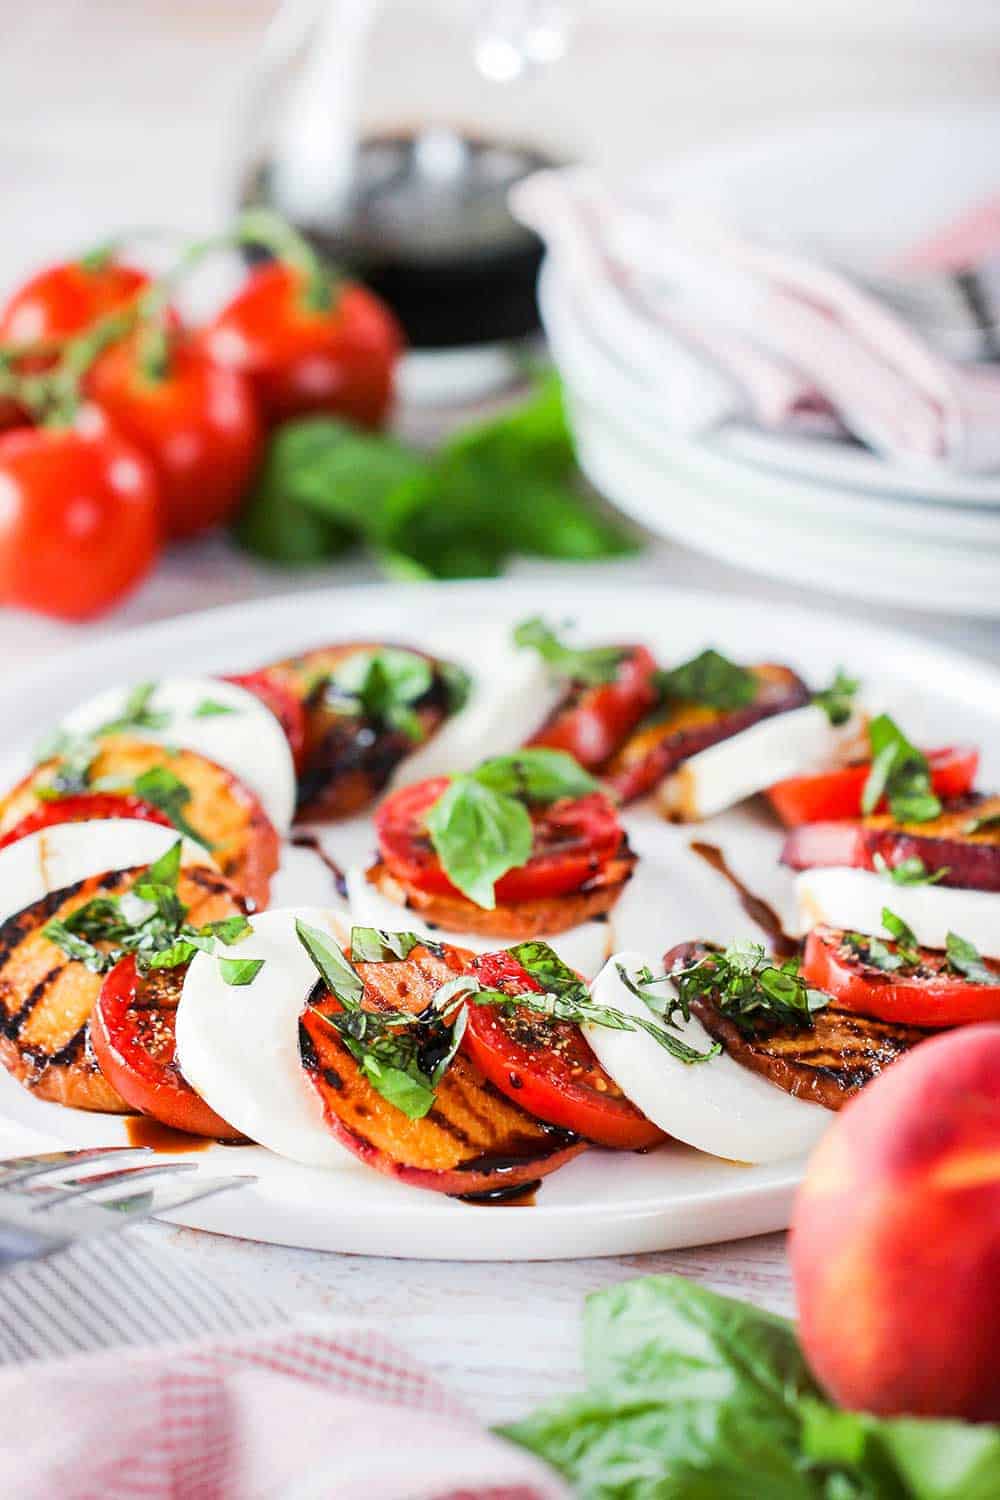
503 1277 844 1500
656 650 757 712
425 777 532 909
471 749 599 803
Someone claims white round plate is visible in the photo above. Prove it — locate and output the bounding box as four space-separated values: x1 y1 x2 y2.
1 581 998 1259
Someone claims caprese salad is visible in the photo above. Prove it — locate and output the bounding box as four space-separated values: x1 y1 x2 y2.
0 621 995 1202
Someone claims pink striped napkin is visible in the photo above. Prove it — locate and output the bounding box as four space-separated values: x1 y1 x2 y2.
514 168 1000 472
0 1321 567 1500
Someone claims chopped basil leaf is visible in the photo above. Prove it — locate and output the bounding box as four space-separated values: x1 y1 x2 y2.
193 699 239 719
349 927 422 963
33 730 98 798
327 648 434 741
872 852 948 887
298 921 465 1120
94 681 171 738
218 956 265 986
945 931 1000 986
861 714 941 824
655 648 757 712
130 766 207 847
457 942 718 1065
295 920 364 1007
202 915 253 945
40 921 111 974
812 669 859 727
425 775 532 909
42 838 243 976
965 810 1000 835
144 839 183 890
513 616 628 686
881 905 920 951
671 942 829 1034
845 931 906 973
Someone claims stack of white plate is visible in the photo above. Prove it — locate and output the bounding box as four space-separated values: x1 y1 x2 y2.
538 112 1000 616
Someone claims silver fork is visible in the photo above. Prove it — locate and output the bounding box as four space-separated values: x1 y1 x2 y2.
0 1147 255 1270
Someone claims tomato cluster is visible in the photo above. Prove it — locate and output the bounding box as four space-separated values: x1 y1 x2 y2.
0 245 401 620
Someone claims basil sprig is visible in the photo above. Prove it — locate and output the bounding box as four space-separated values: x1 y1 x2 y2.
655 649 757 712
504 1273 1000 1497
812 668 859 727
324 648 463 742
861 714 941 823
296 919 465 1119
43 839 252 977
425 750 600 909
513 616 628 686
670 942 829 1034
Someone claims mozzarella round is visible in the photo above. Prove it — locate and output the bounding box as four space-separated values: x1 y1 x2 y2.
60 675 296 833
388 643 566 788
345 864 613 977
657 702 864 822
796 867 1000 958
175 907 357 1170
583 952 831 1163
0 820 215 927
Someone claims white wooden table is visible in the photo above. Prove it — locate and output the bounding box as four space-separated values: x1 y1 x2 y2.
4 0 1000 1423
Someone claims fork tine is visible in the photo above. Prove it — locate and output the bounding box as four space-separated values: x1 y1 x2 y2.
99 1174 257 1220
28 1161 198 1212
0 1147 152 1186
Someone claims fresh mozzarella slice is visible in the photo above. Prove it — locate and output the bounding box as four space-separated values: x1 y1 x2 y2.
60 675 296 833
389 646 566 788
0 820 214 927
657 703 864 822
796 867 1000 959
175 907 357 1170
583 952 830 1163
345 864 612 977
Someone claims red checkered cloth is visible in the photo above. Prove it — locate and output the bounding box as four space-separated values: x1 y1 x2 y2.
0 1323 568 1500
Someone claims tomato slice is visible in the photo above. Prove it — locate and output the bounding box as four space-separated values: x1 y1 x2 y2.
463 950 665 1149
92 956 242 1138
801 925 1000 1027
0 792 171 850
527 645 658 768
225 669 308 773
768 746 979 827
375 779 626 903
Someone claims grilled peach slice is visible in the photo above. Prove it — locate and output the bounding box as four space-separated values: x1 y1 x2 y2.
0 738 279 910
781 794 1000 892
300 942 586 1195
266 643 458 821
605 663 810 803
0 863 242 1112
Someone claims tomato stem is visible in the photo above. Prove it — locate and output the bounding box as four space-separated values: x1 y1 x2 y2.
234 208 338 313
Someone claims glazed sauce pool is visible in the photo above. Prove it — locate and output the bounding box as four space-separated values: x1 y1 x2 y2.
689 840 799 958
125 1116 211 1153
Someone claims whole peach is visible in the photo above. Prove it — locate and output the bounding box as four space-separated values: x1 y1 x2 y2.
791 1024 1000 1423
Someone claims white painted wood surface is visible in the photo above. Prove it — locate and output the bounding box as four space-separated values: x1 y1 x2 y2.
2 1 999 1419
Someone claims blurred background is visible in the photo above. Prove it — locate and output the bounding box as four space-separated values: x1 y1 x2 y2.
3 2 1000 659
